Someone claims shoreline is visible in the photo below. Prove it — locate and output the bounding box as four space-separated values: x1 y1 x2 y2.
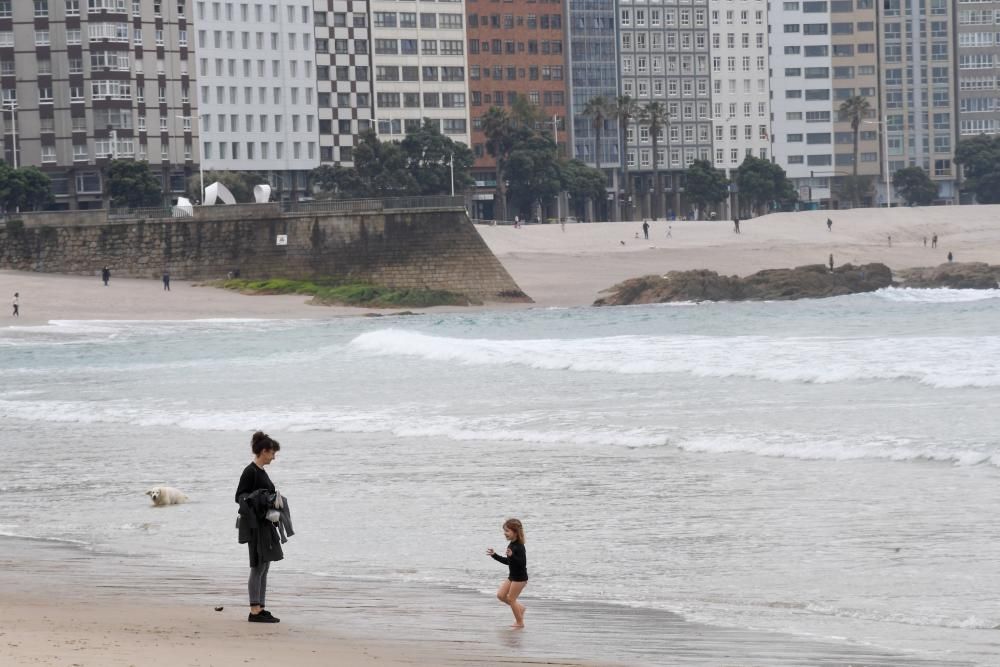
0 534 972 667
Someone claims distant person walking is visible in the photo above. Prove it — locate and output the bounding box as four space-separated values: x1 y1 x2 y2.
101 266 111 286
560 218 565 233
829 254 834 272
11 292 18 317
162 271 171 291
642 220 650 240
827 218 832 232
923 236 927 247
733 218 741 234
487 518 528 628
931 234 938 249
887 235 892 247
948 251 954 263
513 215 520 229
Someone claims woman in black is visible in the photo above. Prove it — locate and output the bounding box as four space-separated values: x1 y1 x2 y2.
235 431 282 623
487 518 528 627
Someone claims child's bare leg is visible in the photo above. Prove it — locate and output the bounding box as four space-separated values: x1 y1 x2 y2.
507 581 527 627
496 580 512 606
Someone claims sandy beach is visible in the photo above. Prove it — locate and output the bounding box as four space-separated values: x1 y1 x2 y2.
3 205 998 321
477 205 1000 306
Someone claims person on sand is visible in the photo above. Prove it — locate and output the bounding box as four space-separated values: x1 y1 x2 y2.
101 266 111 286
829 254 834 272
923 236 927 247
827 218 832 232
642 220 649 240
733 218 740 234
162 270 170 291
11 292 18 317
948 251 953 263
236 431 284 624
932 234 938 249
887 235 892 247
487 518 528 628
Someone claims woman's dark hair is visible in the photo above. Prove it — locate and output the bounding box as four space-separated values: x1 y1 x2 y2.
251 431 281 455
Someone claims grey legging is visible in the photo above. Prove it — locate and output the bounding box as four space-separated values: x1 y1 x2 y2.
248 561 270 607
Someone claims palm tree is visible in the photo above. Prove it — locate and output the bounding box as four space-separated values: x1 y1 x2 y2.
583 96 612 172
615 95 640 220
839 95 871 208
639 101 669 219
482 106 514 222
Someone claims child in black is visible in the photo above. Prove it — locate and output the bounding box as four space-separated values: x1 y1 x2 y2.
487 518 528 627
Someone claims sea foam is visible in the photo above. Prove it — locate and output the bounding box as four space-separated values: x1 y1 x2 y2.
349 329 1000 388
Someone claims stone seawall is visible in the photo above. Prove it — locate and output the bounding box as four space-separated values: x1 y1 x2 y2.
0 205 527 302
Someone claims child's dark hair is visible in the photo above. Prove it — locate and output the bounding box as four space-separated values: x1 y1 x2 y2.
251 431 281 454
504 518 525 543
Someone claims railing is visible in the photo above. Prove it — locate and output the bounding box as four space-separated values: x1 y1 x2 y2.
107 206 176 219
280 195 465 214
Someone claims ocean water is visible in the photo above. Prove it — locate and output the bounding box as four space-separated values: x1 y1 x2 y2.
3 288 1000 665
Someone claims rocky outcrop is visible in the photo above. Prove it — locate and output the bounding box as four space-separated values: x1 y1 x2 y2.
895 262 1000 289
594 263 894 305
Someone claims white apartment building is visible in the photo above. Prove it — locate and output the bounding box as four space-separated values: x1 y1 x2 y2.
708 0 771 216
369 0 471 145
194 0 318 198
769 0 880 209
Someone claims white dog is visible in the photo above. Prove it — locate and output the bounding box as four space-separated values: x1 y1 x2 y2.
145 486 189 506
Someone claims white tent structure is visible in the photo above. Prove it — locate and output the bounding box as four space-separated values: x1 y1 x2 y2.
172 197 194 217
203 181 237 206
253 184 272 203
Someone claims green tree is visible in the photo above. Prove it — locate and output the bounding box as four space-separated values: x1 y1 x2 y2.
639 101 669 218
481 107 516 222
615 95 640 218
347 130 418 196
954 134 1000 204
400 119 474 195
107 159 162 208
683 159 728 218
892 166 938 206
310 164 366 199
838 95 871 207
506 133 562 221
0 163 53 211
734 155 796 216
560 159 607 212
582 96 613 173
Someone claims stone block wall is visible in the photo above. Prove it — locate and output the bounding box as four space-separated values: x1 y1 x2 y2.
0 206 528 302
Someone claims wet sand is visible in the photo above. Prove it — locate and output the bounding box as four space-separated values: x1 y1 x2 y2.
0 537 971 667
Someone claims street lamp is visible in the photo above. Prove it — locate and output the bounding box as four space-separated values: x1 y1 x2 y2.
863 115 892 208
3 100 17 169
539 114 563 222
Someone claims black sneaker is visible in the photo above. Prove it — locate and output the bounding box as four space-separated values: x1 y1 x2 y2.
248 612 280 623
259 610 280 621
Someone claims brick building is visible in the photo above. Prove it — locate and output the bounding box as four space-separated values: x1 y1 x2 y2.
465 0 570 220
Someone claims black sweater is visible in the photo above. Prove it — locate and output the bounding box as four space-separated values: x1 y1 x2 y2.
491 541 528 582
235 462 274 502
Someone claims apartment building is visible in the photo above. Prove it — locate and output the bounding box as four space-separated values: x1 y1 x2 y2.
0 0 196 209
879 0 957 203
567 0 619 218
708 0 770 217
314 0 373 166
195 1 318 199
368 0 470 145
956 0 1000 140
618 0 713 219
769 0 881 209
465 0 570 220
